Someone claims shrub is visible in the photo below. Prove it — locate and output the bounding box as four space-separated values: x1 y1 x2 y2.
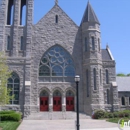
93 110 105 119
104 112 114 118
113 112 119 118
0 113 21 121
0 110 15 114
123 110 130 117
118 111 125 118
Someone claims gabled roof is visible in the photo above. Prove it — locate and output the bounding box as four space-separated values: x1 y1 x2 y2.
102 49 112 61
81 1 100 24
117 77 130 92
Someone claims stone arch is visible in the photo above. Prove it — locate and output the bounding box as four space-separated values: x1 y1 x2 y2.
52 87 64 97
65 87 76 96
39 87 51 97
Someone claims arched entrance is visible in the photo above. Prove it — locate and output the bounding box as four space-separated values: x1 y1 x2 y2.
53 90 62 111
40 90 49 111
66 90 74 111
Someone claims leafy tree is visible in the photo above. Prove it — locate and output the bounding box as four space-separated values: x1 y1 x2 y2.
117 73 126 76
0 52 13 106
127 73 130 76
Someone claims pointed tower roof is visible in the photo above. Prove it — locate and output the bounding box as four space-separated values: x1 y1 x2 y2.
81 1 100 24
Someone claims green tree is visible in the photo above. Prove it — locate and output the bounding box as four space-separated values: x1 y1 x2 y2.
116 73 126 76
127 73 130 76
0 52 13 106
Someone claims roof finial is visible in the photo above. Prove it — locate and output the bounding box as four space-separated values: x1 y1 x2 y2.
106 43 109 49
55 0 58 5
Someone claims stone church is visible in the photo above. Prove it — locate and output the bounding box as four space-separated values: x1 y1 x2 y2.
0 0 120 118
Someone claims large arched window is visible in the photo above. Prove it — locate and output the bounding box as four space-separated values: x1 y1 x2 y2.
39 45 75 79
7 73 20 104
7 0 14 25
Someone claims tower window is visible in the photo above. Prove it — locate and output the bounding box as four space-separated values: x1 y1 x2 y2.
86 70 89 97
98 38 100 51
106 69 109 84
93 68 97 90
100 69 102 85
20 36 24 50
55 15 58 23
107 89 110 104
85 37 87 51
121 97 125 105
20 0 26 25
92 37 95 50
7 36 10 50
7 0 14 25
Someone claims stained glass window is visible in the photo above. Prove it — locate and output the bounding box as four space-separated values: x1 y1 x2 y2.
7 73 20 104
39 45 75 77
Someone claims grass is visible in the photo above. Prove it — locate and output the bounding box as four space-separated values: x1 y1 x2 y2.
106 118 130 124
0 121 20 130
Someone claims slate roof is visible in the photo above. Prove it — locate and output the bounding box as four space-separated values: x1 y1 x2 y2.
102 49 112 60
81 1 100 24
117 77 130 92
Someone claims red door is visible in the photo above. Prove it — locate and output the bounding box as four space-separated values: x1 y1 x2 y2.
66 97 74 111
40 97 49 111
53 97 61 111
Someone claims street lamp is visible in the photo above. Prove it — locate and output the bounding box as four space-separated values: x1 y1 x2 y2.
75 75 80 130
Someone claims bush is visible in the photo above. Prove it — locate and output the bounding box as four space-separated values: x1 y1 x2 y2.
0 113 21 121
0 110 15 114
104 112 114 118
113 112 119 118
122 110 130 117
93 110 105 119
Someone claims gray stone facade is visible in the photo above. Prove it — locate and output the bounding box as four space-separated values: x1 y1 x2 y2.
0 0 120 118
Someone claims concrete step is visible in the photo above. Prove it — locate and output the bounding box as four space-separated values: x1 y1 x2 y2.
26 111 91 120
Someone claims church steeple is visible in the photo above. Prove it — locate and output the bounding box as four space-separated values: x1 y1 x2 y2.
81 1 100 24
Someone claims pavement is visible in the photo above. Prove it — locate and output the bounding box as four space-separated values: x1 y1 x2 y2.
16 119 130 130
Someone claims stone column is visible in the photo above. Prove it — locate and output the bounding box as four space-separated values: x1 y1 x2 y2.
111 82 120 111
49 93 53 112
62 93 66 112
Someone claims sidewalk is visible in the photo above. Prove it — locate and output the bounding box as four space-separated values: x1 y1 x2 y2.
17 119 130 130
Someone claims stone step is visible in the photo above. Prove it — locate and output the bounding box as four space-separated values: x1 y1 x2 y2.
26 112 91 120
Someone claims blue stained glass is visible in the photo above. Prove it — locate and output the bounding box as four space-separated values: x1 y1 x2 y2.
39 45 75 77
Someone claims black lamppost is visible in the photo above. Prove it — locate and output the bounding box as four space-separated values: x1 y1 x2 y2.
75 75 80 130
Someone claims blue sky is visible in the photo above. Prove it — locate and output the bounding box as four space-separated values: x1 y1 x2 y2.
33 0 130 74
1 0 130 74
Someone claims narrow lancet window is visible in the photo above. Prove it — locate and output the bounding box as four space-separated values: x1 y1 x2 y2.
7 0 14 25
85 37 87 51
93 68 97 90
107 89 110 104
100 69 102 85
92 37 95 50
98 38 100 51
56 15 58 23
20 0 26 25
86 70 89 97
20 36 24 50
106 69 109 84
121 97 125 105
7 36 10 50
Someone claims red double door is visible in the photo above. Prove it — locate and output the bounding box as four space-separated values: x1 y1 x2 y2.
66 97 74 111
40 97 49 111
53 97 61 111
